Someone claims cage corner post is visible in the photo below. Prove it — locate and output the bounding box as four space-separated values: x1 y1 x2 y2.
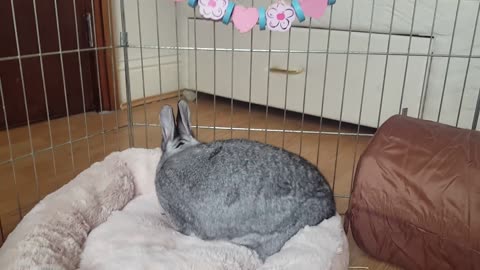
473 89 480 131
119 0 134 147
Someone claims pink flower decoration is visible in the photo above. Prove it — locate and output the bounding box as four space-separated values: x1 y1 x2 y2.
266 1 296 32
198 0 228 21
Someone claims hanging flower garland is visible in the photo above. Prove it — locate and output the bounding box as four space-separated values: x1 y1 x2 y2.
175 0 335 33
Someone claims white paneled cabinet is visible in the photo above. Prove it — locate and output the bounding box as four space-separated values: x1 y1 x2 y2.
188 19 432 128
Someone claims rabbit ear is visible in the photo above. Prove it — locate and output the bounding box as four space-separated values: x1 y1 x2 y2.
160 105 176 152
176 99 194 138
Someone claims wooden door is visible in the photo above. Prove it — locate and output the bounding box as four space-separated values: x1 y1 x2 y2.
0 0 113 130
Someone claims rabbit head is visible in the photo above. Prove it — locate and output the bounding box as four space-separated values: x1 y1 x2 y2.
160 99 200 159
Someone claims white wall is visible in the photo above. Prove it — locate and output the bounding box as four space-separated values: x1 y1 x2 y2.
111 0 480 130
184 0 480 130
112 0 191 104
293 0 480 130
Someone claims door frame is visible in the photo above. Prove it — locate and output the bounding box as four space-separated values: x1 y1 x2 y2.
95 0 118 111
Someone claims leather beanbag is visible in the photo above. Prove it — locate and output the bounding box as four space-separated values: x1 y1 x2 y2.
346 115 480 270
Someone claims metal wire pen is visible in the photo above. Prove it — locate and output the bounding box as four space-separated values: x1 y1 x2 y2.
1 1 480 266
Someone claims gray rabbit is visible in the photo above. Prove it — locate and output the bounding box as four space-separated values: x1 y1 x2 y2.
155 99 336 261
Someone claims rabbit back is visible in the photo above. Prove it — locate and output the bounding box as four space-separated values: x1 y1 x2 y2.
155 138 335 260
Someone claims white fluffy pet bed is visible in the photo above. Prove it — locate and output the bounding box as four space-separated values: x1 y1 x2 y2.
0 148 349 270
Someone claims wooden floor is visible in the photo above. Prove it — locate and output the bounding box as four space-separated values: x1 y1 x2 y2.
0 93 401 269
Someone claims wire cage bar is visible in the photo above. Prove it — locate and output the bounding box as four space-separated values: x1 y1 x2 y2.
1 0 480 268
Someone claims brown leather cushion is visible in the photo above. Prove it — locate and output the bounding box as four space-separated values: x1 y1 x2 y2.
347 115 480 270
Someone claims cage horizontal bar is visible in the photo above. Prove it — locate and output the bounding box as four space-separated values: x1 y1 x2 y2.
133 123 375 137
0 126 124 167
0 46 120 62
127 45 480 58
4 44 479 62
334 194 351 199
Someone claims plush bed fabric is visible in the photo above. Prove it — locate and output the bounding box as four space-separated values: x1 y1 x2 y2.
346 115 480 270
0 148 160 270
80 193 348 270
0 148 349 270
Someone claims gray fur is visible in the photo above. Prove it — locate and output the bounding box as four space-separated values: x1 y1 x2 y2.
155 100 336 261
